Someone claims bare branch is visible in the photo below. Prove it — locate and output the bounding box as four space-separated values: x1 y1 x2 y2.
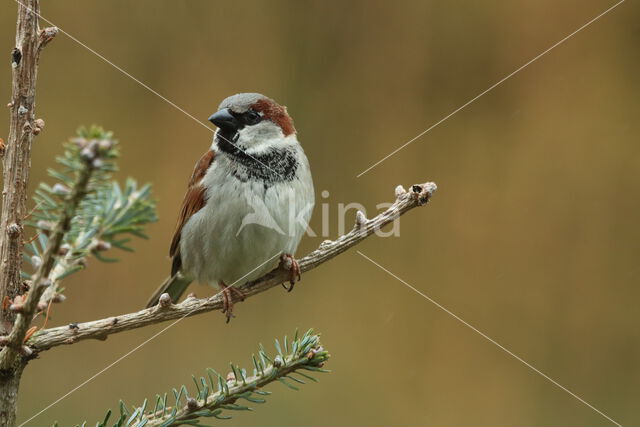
28 182 437 352
0 2 57 425
0 4 57 333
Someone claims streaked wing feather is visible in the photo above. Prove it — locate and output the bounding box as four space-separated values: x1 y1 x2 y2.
169 149 215 275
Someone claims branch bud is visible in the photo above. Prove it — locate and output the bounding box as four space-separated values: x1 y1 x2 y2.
355 210 367 229
52 293 66 303
32 118 45 135
11 48 21 68
98 138 114 151
410 182 437 206
51 183 70 196
7 223 21 238
94 240 111 251
30 255 42 269
319 239 333 249
80 146 95 161
273 355 283 368
158 293 172 308
9 303 23 313
186 397 199 411
20 345 33 357
39 27 59 48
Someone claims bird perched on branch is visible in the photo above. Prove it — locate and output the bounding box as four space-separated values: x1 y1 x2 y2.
146 93 314 321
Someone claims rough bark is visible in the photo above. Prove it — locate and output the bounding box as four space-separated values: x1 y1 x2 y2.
0 2 56 425
0 366 24 427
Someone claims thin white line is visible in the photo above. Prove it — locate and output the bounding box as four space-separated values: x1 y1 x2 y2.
18 252 282 427
12 0 281 177
8 3 293 424
356 0 626 177
356 250 622 426
18 3 213 132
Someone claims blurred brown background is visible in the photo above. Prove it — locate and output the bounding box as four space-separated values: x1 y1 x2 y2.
2 1 639 425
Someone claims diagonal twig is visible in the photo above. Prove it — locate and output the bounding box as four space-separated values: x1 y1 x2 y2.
28 182 437 352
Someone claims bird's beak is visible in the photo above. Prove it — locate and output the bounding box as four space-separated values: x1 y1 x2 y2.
208 108 239 130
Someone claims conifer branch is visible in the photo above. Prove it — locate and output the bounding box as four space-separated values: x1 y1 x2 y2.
66 329 329 427
23 127 157 305
0 129 116 369
0 127 157 368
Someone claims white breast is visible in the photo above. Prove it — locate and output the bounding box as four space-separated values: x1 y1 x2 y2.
179 137 314 288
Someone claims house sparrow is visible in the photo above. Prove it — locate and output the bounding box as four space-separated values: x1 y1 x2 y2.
146 93 314 321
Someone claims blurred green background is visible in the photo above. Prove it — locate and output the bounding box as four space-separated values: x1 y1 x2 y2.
2 1 639 425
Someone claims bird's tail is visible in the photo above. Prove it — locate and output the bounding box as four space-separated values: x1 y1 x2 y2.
145 274 193 308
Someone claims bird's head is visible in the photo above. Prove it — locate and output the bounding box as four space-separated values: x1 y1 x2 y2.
209 93 296 154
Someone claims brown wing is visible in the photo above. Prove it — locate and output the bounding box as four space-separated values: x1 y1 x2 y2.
169 149 215 276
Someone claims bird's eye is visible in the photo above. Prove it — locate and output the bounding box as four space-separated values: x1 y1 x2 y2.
244 110 261 125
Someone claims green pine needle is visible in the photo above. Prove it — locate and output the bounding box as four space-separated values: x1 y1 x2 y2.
24 126 157 302
74 329 329 427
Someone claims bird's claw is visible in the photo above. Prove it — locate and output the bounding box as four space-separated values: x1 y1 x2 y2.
280 254 301 292
220 282 245 323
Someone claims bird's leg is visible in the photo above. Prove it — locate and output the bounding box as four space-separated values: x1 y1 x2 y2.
279 253 301 292
219 281 245 323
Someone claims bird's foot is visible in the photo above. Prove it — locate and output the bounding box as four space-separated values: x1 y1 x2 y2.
220 282 245 323
279 253 301 292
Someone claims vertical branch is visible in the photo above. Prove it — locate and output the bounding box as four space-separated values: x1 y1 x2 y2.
0 0 56 333
0 2 56 426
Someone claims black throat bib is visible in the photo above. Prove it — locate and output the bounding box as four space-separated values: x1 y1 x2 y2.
216 133 298 184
